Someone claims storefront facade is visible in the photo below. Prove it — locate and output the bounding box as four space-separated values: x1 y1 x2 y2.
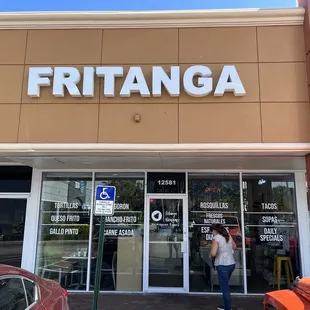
0 7 310 295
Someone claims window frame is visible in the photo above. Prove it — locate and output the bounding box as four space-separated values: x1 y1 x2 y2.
22 277 40 310
0 275 40 310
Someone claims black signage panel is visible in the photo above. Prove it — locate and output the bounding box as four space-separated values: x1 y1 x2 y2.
147 172 186 194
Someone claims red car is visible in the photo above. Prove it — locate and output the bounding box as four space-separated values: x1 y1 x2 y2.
0 264 69 310
264 277 310 309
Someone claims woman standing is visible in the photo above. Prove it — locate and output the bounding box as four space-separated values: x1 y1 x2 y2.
210 223 236 310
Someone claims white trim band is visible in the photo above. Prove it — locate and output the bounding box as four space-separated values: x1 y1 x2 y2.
0 143 310 155
0 8 305 29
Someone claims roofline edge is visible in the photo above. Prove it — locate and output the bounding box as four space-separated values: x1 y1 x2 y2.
0 7 304 29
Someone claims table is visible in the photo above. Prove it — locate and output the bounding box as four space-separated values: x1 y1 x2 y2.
62 254 96 286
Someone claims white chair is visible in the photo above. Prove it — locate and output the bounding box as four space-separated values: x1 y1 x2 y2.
39 257 80 287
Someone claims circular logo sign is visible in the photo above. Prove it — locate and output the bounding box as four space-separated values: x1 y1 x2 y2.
151 210 163 222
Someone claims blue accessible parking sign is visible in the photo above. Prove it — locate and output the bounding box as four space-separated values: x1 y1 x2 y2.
94 185 116 216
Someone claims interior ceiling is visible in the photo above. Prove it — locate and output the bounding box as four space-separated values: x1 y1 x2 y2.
0 152 306 170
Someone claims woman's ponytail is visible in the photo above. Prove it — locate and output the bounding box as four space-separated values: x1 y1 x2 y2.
210 223 230 243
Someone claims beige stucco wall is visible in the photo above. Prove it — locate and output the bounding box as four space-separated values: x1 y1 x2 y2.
0 26 308 144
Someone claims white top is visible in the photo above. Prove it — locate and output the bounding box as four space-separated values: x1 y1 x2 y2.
213 234 235 266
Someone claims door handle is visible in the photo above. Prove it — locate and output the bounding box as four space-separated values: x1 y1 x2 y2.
181 241 186 253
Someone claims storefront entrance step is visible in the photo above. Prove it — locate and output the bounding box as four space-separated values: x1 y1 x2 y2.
68 293 263 310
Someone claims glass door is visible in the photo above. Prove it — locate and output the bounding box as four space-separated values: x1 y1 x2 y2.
0 199 27 267
145 196 188 293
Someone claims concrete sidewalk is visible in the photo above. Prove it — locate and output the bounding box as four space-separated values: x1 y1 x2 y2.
68 293 264 310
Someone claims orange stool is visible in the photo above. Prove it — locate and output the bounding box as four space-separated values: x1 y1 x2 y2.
273 256 294 290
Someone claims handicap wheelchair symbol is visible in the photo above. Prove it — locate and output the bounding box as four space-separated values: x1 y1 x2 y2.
99 188 110 200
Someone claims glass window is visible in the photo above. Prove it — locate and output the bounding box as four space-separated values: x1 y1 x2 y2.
35 173 92 291
91 173 144 291
188 174 244 293
0 199 27 267
23 279 36 305
0 166 32 193
242 174 300 293
0 278 27 310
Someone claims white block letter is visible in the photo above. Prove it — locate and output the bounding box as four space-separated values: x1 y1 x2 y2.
152 66 180 97
96 67 123 97
53 67 81 97
27 67 53 97
83 67 95 97
120 67 150 97
214 65 246 96
183 66 212 97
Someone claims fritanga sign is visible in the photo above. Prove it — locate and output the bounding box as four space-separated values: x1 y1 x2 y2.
27 65 246 98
